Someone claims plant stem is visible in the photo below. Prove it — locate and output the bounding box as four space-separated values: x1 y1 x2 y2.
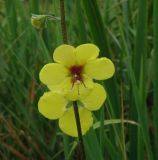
73 101 86 160
59 0 68 43
59 0 85 159
120 82 127 160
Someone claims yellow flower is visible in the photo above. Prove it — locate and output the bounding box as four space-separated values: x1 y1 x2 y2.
39 44 115 100
38 83 106 137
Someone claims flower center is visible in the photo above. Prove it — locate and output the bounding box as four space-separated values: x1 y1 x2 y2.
69 65 84 85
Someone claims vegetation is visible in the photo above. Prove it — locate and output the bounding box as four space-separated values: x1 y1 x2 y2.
0 0 156 159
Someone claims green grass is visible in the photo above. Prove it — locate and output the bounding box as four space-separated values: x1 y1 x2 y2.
0 0 155 159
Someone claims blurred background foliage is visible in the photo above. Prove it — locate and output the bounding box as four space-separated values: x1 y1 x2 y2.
0 0 156 160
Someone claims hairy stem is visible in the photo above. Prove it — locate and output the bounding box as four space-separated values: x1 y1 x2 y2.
73 101 86 160
60 0 68 43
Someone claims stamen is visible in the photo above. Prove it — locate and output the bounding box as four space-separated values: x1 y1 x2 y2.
69 65 85 94
77 84 80 95
74 74 78 78
76 80 81 85
82 81 87 88
71 81 75 89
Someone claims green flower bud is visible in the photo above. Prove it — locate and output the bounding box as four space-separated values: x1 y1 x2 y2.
31 15 46 29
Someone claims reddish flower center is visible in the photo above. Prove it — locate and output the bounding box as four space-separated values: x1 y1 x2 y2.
69 65 84 84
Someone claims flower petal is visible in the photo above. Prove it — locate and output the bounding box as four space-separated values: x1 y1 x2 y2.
81 83 106 111
65 77 93 101
76 44 99 65
82 74 94 88
53 44 76 67
59 107 93 137
66 83 92 101
48 76 94 101
84 58 115 80
38 92 67 119
47 77 75 99
39 63 68 85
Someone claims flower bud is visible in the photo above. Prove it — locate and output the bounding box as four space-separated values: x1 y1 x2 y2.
31 15 46 29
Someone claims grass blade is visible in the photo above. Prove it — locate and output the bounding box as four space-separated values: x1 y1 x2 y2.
153 0 158 159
